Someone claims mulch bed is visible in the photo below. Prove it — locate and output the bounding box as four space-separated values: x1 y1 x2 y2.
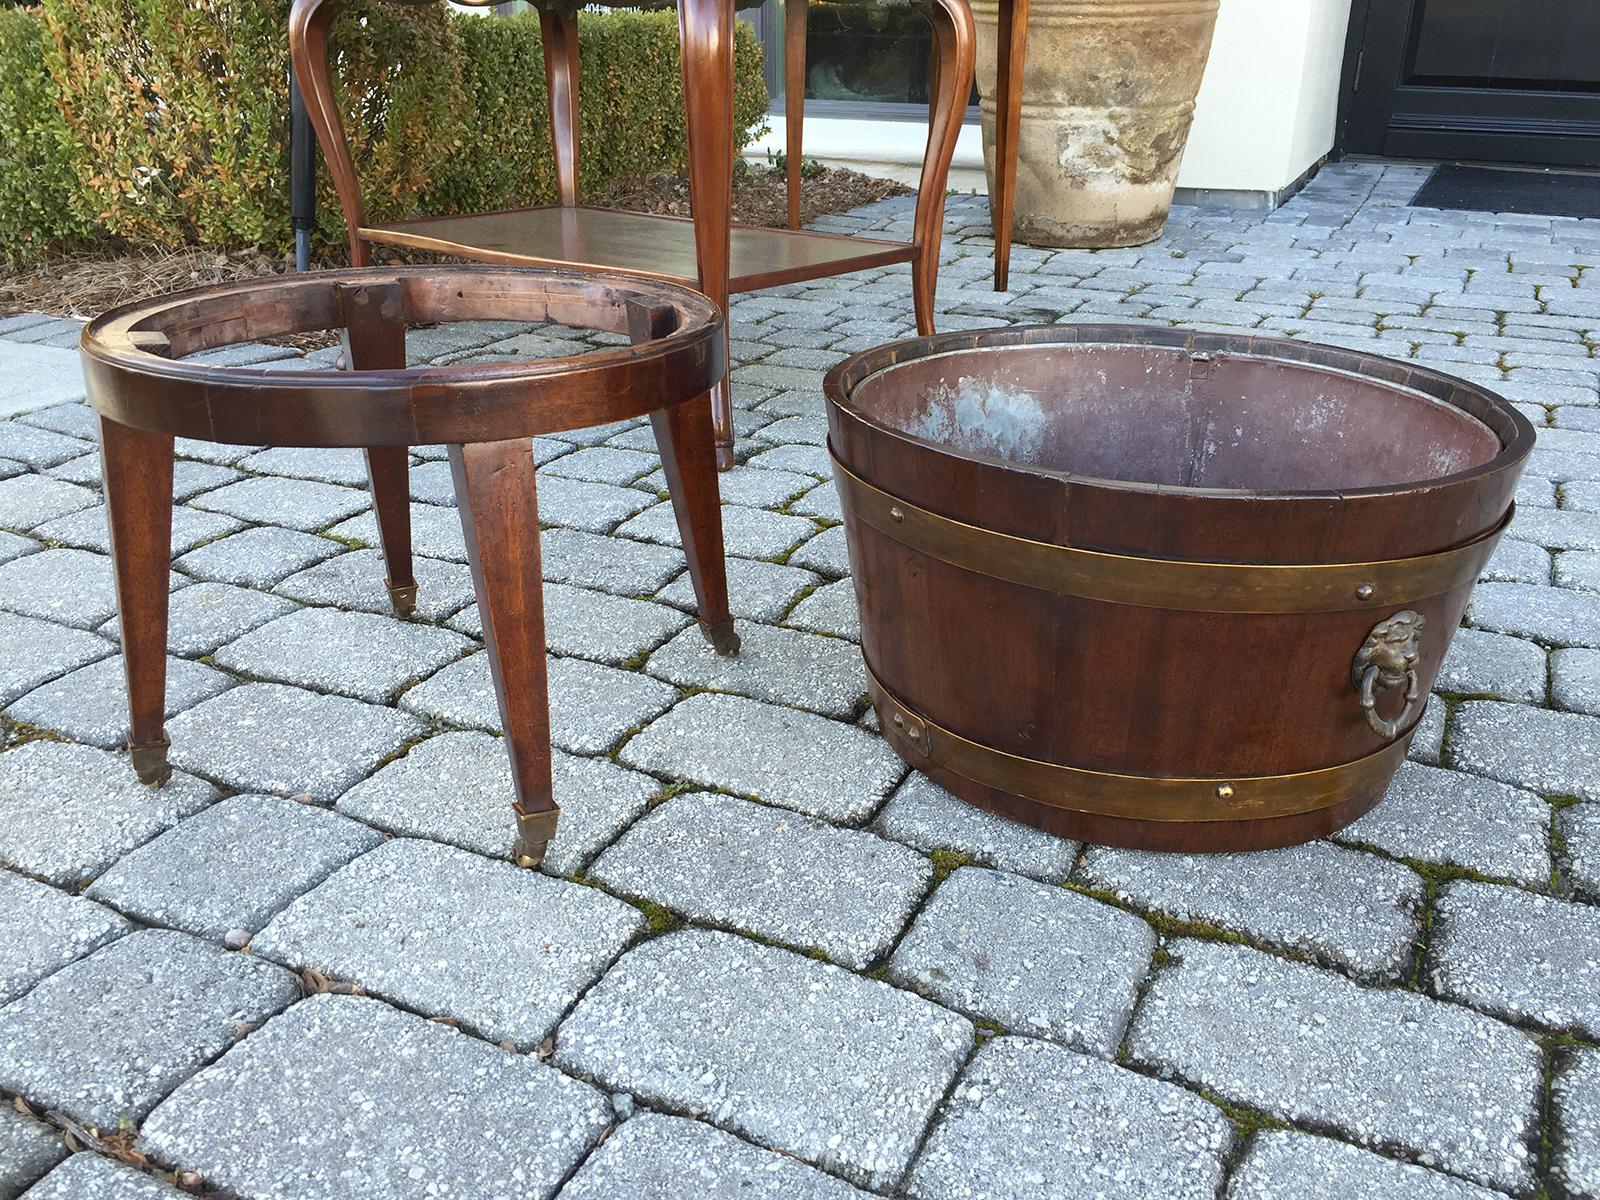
599 161 908 228
0 164 909 322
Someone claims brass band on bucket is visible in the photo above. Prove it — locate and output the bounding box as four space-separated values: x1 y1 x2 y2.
868 666 1416 823
830 455 1508 614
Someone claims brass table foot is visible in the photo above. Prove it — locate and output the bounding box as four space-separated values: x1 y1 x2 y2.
700 618 740 657
127 735 172 787
387 581 419 619
714 442 736 471
513 804 560 869
515 841 549 869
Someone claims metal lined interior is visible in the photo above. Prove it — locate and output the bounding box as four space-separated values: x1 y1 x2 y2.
852 343 1505 492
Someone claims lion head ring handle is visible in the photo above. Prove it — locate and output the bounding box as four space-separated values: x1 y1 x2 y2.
1352 610 1426 740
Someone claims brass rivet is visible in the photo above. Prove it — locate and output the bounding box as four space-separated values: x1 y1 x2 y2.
1216 784 1235 800
1356 583 1375 601
891 713 905 729
907 726 922 741
889 506 905 523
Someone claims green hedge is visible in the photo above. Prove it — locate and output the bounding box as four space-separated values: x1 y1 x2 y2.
0 6 89 258
0 0 767 261
426 10 769 218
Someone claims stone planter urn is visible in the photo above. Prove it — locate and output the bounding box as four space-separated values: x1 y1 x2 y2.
971 0 1221 248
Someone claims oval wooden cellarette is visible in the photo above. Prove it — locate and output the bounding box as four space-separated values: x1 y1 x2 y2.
825 325 1535 851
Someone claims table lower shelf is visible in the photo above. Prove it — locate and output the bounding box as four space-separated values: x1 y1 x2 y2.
362 205 918 293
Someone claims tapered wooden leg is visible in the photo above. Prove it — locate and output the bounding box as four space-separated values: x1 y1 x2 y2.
991 0 1028 292
679 0 737 470
449 439 558 868
653 398 738 654
912 0 976 334
627 301 737 654
100 417 175 787
785 0 807 230
542 5 581 206
338 281 416 616
362 447 416 615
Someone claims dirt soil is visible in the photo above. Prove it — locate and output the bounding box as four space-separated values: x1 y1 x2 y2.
0 164 909 322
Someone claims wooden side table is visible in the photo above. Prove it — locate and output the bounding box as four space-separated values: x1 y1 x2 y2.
79 266 735 869
289 0 976 469
781 0 1026 292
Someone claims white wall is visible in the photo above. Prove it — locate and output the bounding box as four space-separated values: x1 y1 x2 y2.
751 0 1355 201
1178 0 1354 194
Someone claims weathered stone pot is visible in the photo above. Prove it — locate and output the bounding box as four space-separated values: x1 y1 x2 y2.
825 325 1534 851
972 0 1220 248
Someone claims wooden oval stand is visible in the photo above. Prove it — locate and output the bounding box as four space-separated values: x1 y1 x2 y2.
81 265 737 868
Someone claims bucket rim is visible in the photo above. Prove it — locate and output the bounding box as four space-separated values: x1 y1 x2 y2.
822 323 1537 502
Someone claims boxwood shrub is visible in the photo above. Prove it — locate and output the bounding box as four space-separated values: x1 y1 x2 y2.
1 0 767 261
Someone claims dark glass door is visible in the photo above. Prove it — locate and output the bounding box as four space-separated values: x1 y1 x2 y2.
1338 0 1600 165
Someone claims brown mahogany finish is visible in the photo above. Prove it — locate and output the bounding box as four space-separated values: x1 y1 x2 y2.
82 266 736 867
339 279 416 616
288 0 976 469
988 0 1027 291
99 416 175 787
826 324 1535 851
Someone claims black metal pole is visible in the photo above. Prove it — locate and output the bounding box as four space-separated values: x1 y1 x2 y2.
290 69 315 272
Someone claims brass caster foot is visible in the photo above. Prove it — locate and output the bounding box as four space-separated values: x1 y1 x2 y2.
127 736 172 787
513 804 560 869
387 581 419 619
700 619 740 657
714 443 736 471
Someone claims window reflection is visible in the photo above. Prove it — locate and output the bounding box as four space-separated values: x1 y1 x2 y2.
798 0 978 106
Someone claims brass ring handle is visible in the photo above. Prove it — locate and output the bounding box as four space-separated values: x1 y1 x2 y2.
1352 610 1426 741
1357 663 1421 740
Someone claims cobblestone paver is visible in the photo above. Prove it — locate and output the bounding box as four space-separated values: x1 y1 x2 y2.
254 837 643 1047
1130 939 1542 1193
588 791 929 968
213 606 470 702
0 929 298 1127
1335 761 1551 885
887 866 1152 1054
619 692 904 821
0 612 113 704
84 795 383 939
0 1106 68 1200
906 1037 1231 1200
1553 1047 1600 1200
873 771 1080 882
1078 841 1424 980
18 1154 187 1199
556 929 972 1189
561 1111 874 1200
139 994 610 1200
5 652 233 748
333 729 659 874
166 681 425 799
1430 880 1600 1038
0 741 217 885
1 166 1597 1193
0 869 129 1005
1226 1130 1512 1200
113 580 296 656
